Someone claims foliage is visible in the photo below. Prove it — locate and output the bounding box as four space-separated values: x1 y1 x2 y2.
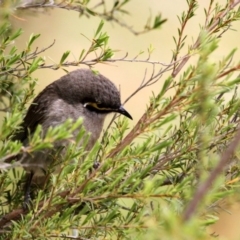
1 0 240 239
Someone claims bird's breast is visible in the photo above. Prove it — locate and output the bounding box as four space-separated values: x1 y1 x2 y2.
45 98 106 149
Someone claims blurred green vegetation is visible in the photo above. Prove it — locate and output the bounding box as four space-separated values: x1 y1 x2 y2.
1 0 240 239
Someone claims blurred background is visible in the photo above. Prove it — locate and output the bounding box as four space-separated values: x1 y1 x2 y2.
5 0 240 238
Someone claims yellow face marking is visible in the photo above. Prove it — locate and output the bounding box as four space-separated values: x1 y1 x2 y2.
84 102 117 111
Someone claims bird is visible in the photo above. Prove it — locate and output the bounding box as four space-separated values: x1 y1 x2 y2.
10 69 132 206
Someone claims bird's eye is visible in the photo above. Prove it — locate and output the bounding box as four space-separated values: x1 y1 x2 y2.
84 102 116 112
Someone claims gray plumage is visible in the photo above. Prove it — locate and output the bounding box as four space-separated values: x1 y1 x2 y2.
12 69 132 188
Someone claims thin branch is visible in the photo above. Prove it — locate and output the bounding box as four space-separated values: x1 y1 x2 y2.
15 0 160 36
172 0 240 77
172 0 197 72
217 63 240 79
0 40 56 76
48 235 88 240
0 50 189 77
183 126 240 222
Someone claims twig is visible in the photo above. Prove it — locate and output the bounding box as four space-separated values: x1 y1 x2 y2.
16 0 158 36
172 0 240 77
183 126 240 221
172 0 197 73
0 40 56 76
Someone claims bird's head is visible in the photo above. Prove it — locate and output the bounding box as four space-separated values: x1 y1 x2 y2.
54 69 132 120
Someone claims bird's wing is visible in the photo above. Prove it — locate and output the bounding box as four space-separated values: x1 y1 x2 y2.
12 87 52 142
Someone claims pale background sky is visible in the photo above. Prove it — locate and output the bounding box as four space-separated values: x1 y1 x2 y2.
9 1 240 238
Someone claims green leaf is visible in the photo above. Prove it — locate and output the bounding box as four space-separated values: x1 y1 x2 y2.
6 54 20 66
59 51 70 65
9 28 23 41
157 76 173 100
101 49 114 61
151 140 172 152
79 49 85 61
86 8 96 16
157 114 177 129
94 20 104 38
153 14 167 29
28 57 44 73
27 33 41 49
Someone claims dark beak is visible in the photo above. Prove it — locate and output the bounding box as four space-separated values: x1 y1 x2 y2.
117 105 132 120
